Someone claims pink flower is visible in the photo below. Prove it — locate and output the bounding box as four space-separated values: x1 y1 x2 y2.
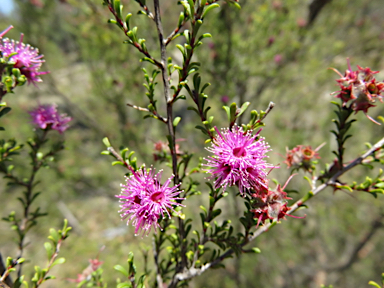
274 54 282 65
67 258 103 283
205 126 275 196
0 33 48 84
116 167 184 236
221 95 230 104
331 59 384 124
29 104 72 133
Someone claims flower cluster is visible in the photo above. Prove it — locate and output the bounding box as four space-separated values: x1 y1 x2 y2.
204 126 301 227
251 176 301 227
29 104 72 133
0 32 48 84
284 144 323 173
205 126 275 197
331 59 384 123
116 167 184 236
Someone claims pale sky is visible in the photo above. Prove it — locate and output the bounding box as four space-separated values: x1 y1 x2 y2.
0 0 14 14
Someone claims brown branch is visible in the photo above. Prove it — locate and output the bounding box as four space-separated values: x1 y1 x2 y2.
152 0 186 287
152 237 163 288
324 215 383 272
307 0 332 27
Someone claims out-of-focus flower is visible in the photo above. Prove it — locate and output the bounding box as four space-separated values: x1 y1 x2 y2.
274 54 283 65
67 258 104 283
153 139 183 162
221 95 230 104
331 59 384 124
0 33 48 84
29 104 72 133
116 167 184 236
284 143 324 173
29 0 44 7
296 18 307 28
205 126 275 196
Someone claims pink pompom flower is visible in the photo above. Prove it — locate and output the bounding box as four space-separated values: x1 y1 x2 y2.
0 33 48 84
116 167 184 236
205 126 275 197
29 104 72 133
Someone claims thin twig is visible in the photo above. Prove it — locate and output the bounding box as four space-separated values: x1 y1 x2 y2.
164 19 187 46
126 103 167 123
0 253 12 288
106 1 162 68
259 102 275 122
152 0 178 181
324 214 383 272
137 2 154 20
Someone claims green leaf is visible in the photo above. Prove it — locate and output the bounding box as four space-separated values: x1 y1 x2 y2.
211 209 221 219
117 283 132 288
368 281 381 288
176 44 186 59
187 0 195 14
230 1 241 9
0 107 11 117
52 257 66 267
374 182 384 188
114 0 122 20
13 275 25 288
136 275 146 288
199 205 208 214
173 117 181 127
49 228 60 243
199 33 212 41
178 12 185 27
181 1 192 17
125 13 132 29
44 242 53 259
223 106 230 121
114 265 129 277
251 247 261 253
237 102 250 117
195 125 209 135
202 3 220 19
102 137 111 148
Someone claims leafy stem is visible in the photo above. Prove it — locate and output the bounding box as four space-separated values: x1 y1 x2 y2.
1 130 65 277
331 101 355 169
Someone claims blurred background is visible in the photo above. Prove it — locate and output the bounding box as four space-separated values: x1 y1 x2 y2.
1 0 384 287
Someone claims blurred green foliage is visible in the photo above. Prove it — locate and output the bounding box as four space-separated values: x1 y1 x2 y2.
1 0 384 287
